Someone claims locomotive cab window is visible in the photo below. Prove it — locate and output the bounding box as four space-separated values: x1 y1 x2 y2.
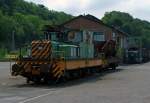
51 32 58 41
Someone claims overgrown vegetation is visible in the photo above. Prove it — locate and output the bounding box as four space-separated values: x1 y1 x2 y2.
0 0 73 58
102 11 150 48
1 1 150 59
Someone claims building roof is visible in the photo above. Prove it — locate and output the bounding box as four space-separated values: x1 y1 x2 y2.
59 14 129 36
43 14 129 37
43 25 61 32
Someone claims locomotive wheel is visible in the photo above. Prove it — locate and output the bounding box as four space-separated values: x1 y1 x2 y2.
12 64 21 76
86 68 91 75
112 66 116 70
64 71 71 80
26 78 30 84
43 75 56 84
79 69 83 77
56 76 67 83
32 76 41 84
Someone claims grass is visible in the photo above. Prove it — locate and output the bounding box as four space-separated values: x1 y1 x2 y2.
0 48 28 61
0 48 7 59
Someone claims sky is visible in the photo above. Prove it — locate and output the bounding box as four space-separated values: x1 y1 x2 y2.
25 0 150 22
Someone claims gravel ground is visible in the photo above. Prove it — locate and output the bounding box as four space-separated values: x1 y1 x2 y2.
0 62 150 103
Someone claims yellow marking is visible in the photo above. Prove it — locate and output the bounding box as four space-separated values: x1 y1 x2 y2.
32 49 40 56
32 68 40 75
32 43 40 53
24 62 29 69
54 69 62 77
54 70 64 78
31 43 37 50
39 62 43 64
32 41 51 53
40 48 49 59
39 45 51 59
36 44 46 55
17 61 21 65
57 71 63 78
57 62 65 69
20 62 25 67
5 54 17 59
52 66 60 73
52 64 56 68
54 71 60 77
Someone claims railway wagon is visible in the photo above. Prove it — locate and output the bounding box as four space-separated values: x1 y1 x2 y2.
125 47 150 64
11 25 118 83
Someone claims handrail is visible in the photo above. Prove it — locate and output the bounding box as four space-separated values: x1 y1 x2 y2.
52 51 65 59
101 40 111 50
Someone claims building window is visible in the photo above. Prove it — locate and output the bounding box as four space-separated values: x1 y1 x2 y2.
93 32 105 41
112 32 116 40
83 31 93 43
71 47 77 57
68 31 82 42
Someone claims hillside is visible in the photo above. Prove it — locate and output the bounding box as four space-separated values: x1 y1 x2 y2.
102 11 150 48
0 0 73 52
1 1 150 58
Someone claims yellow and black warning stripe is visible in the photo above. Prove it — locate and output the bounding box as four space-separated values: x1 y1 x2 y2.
16 60 51 74
51 61 65 79
31 40 52 60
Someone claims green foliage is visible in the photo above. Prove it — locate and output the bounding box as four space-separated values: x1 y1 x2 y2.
116 47 124 59
0 48 7 58
0 0 73 56
102 11 150 48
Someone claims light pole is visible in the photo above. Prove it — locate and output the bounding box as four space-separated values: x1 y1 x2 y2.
11 30 15 51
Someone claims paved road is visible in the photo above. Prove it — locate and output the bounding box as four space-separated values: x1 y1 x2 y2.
1 62 150 103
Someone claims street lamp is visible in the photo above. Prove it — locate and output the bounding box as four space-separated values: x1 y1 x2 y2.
11 30 15 51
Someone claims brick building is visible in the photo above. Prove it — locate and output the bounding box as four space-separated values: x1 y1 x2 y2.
44 14 128 61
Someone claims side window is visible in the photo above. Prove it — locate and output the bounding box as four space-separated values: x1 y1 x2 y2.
71 47 77 57
51 32 57 41
112 32 116 40
75 32 82 42
93 32 105 41
68 31 82 42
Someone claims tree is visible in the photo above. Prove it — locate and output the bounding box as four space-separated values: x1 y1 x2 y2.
102 11 150 48
0 0 73 50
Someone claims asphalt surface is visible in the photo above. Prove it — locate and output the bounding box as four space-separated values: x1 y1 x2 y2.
1 62 150 103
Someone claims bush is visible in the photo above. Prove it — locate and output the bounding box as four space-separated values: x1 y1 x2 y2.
0 48 7 59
